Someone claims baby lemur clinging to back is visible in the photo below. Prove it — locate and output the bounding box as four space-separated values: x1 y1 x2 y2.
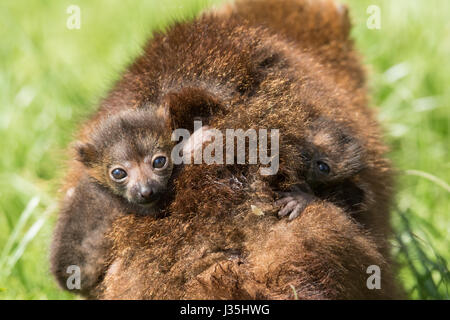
276 117 366 220
50 108 175 297
51 88 223 297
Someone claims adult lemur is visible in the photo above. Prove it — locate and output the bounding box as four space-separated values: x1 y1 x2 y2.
51 0 402 299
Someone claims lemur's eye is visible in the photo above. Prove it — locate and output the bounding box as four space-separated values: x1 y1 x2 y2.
152 156 167 169
111 168 127 181
316 161 330 175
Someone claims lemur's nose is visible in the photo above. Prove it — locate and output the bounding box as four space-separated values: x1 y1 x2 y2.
139 186 153 199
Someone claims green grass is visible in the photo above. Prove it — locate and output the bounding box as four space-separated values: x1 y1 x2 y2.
0 0 448 299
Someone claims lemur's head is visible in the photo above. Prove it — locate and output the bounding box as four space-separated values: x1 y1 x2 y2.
75 87 224 207
301 118 366 186
76 109 174 207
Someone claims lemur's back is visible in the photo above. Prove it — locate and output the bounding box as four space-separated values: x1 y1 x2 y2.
99 0 400 299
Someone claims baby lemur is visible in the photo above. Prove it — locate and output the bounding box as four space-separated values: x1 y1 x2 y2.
51 88 223 297
50 108 175 297
276 118 366 220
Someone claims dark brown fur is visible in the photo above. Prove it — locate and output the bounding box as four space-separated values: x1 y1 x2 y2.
50 174 126 298
52 0 402 299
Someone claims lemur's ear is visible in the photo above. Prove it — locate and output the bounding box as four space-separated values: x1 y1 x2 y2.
74 142 98 167
164 87 224 132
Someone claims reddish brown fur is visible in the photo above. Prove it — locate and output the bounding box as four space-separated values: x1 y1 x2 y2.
53 0 402 299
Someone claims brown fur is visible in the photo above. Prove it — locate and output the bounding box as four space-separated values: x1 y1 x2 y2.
100 0 400 299
52 0 402 299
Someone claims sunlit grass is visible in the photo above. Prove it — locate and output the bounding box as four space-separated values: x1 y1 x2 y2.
346 0 449 298
0 0 448 299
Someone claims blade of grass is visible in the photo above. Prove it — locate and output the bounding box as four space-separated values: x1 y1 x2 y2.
4 212 48 277
0 196 40 268
405 169 450 193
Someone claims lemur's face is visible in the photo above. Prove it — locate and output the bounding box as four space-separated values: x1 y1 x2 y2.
75 109 174 207
301 118 366 186
105 144 173 206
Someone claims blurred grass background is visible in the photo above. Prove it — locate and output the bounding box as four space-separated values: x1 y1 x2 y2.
0 0 448 299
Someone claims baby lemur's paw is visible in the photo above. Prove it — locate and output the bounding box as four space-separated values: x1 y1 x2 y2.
275 186 315 221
